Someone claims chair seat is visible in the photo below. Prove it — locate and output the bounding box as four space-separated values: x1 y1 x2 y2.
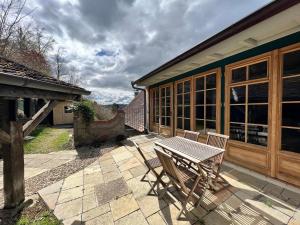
146 157 161 168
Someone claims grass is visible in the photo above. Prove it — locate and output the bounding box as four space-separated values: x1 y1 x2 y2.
24 126 72 154
16 212 61 225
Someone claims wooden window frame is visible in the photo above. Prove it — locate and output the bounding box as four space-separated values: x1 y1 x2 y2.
150 87 159 125
225 52 273 150
174 77 192 132
193 68 221 137
159 84 172 128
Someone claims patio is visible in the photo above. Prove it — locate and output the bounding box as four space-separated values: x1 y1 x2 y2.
38 134 300 225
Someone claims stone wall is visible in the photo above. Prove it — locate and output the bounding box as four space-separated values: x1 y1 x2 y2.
73 110 125 146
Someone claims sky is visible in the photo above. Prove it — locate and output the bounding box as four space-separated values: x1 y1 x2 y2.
27 0 271 105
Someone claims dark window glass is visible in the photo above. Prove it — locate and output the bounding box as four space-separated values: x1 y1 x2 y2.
283 50 300 77
230 87 245 104
196 120 204 132
230 123 245 142
166 117 170 126
184 81 190 93
232 67 246 83
161 89 165 97
177 106 182 117
196 91 204 105
282 103 300 127
196 106 204 119
155 116 159 123
206 89 216 104
247 125 268 146
248 83 268 103
177 83 183 93
166 97 170 106
206 106 216 120
177 95 183 105
230 105 245 123
166 87 170 96
184 106 190 118
184 119 190 130
184 93 190 105
282 76 300 102
206 74 216 89
177 118 182 129
161 107 165 116
166 107 171 117
281 128 300 153
206 121 216 132
196 78 204 91
248 105 268 125
161 117 165 126
249 61 268 80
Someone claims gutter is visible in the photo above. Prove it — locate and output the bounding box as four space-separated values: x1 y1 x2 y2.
0 72 91 96
131 81 148 134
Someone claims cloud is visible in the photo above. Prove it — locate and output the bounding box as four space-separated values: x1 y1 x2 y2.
28 0 272 104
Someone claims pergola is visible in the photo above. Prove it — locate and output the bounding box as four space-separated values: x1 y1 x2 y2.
0 57 90 208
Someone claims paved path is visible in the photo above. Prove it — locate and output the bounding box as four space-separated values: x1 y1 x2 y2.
38 134 300 225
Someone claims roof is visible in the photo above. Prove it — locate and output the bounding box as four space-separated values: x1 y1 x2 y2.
134 0 300 86
0 56 90 96
124 92 144 132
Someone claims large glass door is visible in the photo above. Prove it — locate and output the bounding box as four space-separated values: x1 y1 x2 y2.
159 83 173 136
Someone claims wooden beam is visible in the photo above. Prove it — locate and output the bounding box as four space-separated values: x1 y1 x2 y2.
0 84 80 101
23 100 58 137
0 128 10 144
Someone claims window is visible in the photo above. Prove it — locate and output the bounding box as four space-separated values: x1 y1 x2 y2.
194 72 217 134
160 86 171 127
64 106 73 113
228 60 269 146
176 79 191 130
281 49 300 153
151 88 159 124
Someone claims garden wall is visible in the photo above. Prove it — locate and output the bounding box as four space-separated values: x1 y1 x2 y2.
73 110 125 146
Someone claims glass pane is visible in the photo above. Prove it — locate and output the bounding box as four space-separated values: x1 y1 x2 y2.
177 83 183 94
177 106 182 117
230 123 245 142
283 50 300 77
232 67 246 83
166 117 170 127
196 91 204 105
282 103 300 127
196 106 204 119
206 73 216 89
230 105 245 123
184 119 190 130
166 107 171 117
282 76 300 102
249 61 268 80
247 125 268 146
155 116 159 123
230 86 245 104
177 94 183 105
248 83 268 103
161 97 165 107
248 105 268 125
166 97 170 106
161 117 165 126
177 118 182 129
206 121 216 132
281 128 300 153
206 106 216 120
206 89 216 104
161 107 165 116
184 106 190 118
161 89 165 97
184 81 190 93
196 77 204 91
196 120 204 132
184 93 190 105
166 87 170 96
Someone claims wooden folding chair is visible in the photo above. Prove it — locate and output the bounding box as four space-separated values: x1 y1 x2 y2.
202 132 229 185
133 141 163 189
183 130 200 142
154 147 208 219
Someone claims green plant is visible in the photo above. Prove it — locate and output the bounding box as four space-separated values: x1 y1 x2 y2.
74 100 95 124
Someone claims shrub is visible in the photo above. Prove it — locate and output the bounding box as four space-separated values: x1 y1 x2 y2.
74 100 95 124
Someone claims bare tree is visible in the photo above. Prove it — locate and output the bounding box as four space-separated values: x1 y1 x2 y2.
67 66 81 86
54 47 65 79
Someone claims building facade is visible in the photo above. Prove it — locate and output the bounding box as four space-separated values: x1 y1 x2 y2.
133 1 300 187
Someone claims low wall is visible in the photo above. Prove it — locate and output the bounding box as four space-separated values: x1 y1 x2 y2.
74 110 125 146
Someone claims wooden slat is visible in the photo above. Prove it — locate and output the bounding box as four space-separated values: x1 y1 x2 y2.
23 100 58 137
0 128 10 144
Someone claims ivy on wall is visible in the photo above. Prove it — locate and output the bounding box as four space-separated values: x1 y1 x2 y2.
73 100 95 124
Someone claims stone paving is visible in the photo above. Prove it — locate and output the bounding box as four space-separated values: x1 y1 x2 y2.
0 150 77 189
38 134 300 225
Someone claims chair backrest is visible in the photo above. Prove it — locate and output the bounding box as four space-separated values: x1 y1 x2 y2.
154 147 188 192
133 141 148 162
206 132 229 150
184 130 200 142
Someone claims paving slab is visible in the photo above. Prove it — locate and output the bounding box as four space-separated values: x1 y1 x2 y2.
114 210 148 225
85 211 114 225
110 194 139 221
